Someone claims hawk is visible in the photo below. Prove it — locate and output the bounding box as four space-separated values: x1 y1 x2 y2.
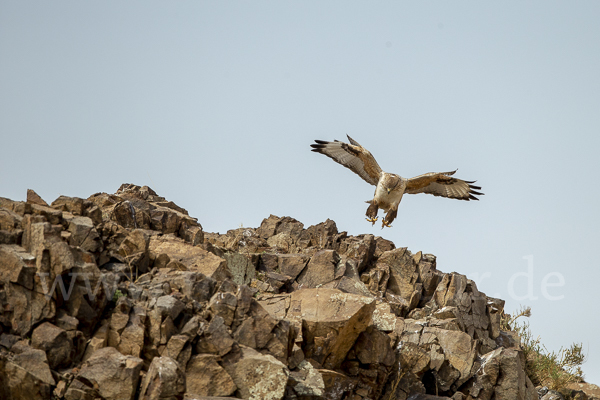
310 135 483 228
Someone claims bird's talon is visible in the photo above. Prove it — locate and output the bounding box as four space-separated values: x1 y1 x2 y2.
381 220 392 228
365 216 378 226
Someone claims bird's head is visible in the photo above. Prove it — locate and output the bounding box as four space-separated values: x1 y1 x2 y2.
384 174 401 194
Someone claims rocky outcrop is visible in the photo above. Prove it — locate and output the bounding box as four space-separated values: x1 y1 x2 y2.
0 184 592 400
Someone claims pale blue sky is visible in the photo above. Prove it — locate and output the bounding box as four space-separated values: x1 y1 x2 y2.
2 1 599 383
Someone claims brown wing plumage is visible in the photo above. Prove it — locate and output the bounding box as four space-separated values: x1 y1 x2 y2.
310 135 383 186
405 170 483 200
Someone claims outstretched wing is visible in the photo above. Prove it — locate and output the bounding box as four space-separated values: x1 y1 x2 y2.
405 170 483 200
310 135 383 186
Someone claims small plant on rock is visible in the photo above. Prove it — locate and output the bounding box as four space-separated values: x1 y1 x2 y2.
504 306 586 391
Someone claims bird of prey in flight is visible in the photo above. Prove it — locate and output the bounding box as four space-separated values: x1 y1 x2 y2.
310 135 483 228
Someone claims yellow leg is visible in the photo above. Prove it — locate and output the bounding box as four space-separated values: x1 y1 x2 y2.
366 216 378 225
381 219 392 228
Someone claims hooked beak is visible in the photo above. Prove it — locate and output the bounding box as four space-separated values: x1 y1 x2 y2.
386 188 391 194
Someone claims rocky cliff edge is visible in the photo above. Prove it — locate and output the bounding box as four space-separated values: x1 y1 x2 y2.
0 184 596 400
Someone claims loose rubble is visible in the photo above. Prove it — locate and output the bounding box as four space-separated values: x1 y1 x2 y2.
0 184 595 400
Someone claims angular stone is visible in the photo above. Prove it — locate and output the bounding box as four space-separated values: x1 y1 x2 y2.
319 369 357 400
302 219 338 249
256 214 304 240
76 346 143 400
354 326 395 367
155 295 185 321
185 354 236 397
336 234 375 272
296 249 339 288
12 345 55 385
494 348 537 400
287 288 375 369
278 253 309 279
163 335 191 367
0 355 54 400
256 293 290 320
148 236 230 281
233 297 277 349
195 315 234 356
0 207 22 231
82 321 109 361
118 229 151 274
372 302 396 332
51 195 85 215
223 252 256 285
422 327 477 388
378 247 421 308
27 189 49 206
31 321 73 369
0 244 36 290
288 360 325 398
209 291 237 326
68 215 101 252
139 356 186 400
222 345 289 400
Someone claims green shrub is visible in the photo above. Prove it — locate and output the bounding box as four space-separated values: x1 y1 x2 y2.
503 306 586 391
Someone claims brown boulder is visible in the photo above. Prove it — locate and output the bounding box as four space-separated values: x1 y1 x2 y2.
222 345 289 400
185 354 237 397
287 288 375 369
74 346 143 400
139 356 186 400
148 236 230 281
296 249 339 288
31 321 73 369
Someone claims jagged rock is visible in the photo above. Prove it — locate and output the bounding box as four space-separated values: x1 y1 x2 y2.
222 345 289 400
288 359 325 398
278 253 309 279
233 286 278 350
256 215 304 241
566 382 600 399
11 342 55 385
222 252 256 285
0 186 593 400
296 249 339 288
336 234 375 272
73 346 143 400
372 302 396 332
185 354 237 397
118 228 151 274
156 294 185 321
378 247 422 309
163 335 192 367
353 325 395 367
51 195 85 215
66 215 102 252
148 236 230 281
82 320 109 361
26 189 48 206
0 207 23 244
301 219 338 250
319 369 357 400
31 321 73 369
209 291 237 326
118 305 146 358
0 353 54 400
0 244 55 336
139 356 186 400
287 288 375 369
195 315 235 356
493 348 537 400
